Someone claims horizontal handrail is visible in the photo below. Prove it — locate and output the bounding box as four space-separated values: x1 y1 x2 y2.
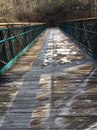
0 22 45 27
0 24 44 30
0 23 46 74
0 26 44 43
61 25 97 34
62 17 97 22
60 20 97 58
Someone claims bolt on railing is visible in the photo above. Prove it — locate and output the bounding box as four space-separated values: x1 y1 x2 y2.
0 23 46 74
60 17 97 59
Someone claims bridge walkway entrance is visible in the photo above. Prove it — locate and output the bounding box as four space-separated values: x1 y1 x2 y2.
0 28 97 130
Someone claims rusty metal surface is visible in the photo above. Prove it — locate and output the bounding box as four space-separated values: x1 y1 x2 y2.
0 28 97 130
0 22 45 28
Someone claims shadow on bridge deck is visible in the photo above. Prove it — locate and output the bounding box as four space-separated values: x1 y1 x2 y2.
0 28 97 130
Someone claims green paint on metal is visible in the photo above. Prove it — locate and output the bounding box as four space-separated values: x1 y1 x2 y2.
61 25 97 34
0 24 46 73
0 30 45 74
60 21 97 59
64 31 97 56
0 26 44 43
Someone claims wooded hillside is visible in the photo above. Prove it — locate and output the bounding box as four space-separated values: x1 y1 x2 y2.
0 0 97 25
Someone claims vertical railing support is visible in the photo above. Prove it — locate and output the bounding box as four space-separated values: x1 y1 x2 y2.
7 29 15 59
0 23 46 74
60 18 97 58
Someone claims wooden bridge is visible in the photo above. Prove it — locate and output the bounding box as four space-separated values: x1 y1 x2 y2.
0 19 97 129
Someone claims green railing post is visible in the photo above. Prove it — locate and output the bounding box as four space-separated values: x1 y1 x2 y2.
0 24 46 74
0 31 8 63
23 27 27 47
78 22 84 43
60 19 97 58
7 29 15 59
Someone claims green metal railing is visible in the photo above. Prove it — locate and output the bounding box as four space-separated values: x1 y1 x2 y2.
0 24 46 74
60 18 97 58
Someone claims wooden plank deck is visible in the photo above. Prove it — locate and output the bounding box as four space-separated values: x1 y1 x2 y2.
0 28 97 130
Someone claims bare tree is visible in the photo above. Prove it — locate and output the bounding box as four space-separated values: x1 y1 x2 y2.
0 0 97 23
